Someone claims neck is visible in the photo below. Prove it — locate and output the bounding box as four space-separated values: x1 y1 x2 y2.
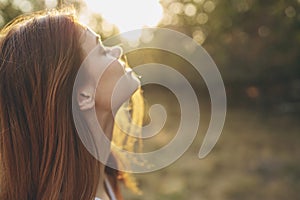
82 107 116 199
97 110 115 141
95 109 115 200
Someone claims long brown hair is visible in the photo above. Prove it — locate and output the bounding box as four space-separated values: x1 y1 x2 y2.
0 9 109 200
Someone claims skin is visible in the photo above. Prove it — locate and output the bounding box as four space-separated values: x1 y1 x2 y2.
78 27 140 199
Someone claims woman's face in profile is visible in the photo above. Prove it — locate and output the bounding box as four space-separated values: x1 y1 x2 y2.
79 27 140 111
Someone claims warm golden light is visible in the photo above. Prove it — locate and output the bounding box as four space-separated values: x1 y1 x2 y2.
85 0 163 32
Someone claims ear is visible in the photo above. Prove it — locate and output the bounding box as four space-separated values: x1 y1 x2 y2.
77 90 95 111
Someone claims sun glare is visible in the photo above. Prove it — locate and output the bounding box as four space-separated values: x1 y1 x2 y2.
85 0 163 33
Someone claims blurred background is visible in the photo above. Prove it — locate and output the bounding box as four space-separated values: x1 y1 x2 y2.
1 0 300 199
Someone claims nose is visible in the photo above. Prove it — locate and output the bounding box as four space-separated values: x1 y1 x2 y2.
108 46 123 59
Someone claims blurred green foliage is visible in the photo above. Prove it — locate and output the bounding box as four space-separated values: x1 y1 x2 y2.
1 0 299 80
1 0 300 108
158 0 300 82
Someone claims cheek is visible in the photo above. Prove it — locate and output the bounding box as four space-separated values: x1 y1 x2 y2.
95 71 117 110
94 66 140 111
94 62 124 109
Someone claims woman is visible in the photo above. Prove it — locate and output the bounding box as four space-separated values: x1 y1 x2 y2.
0 8 143 200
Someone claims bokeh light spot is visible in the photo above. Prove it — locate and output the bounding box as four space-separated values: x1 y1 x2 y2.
193 0 204 4
258 26 271 37
45 0 57 8
196 12 208 24
203 1 215 13
12 0 32 13
169 2 184 15
285 6 296 18
193 29 206 44
184 3 197 17
19 0 32 12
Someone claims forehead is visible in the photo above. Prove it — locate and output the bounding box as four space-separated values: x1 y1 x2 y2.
80 27 101 55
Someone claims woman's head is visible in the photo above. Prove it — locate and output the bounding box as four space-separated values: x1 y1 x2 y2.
0 9 103 200
0 8 112 199
77 27 140 113
0 7 143 199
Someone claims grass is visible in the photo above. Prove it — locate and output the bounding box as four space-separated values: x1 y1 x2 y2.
121 85 300 200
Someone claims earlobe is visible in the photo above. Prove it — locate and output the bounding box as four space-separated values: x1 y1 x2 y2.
77 91 95 111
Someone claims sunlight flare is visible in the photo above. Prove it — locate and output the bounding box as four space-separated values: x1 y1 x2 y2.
85 0 163 33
